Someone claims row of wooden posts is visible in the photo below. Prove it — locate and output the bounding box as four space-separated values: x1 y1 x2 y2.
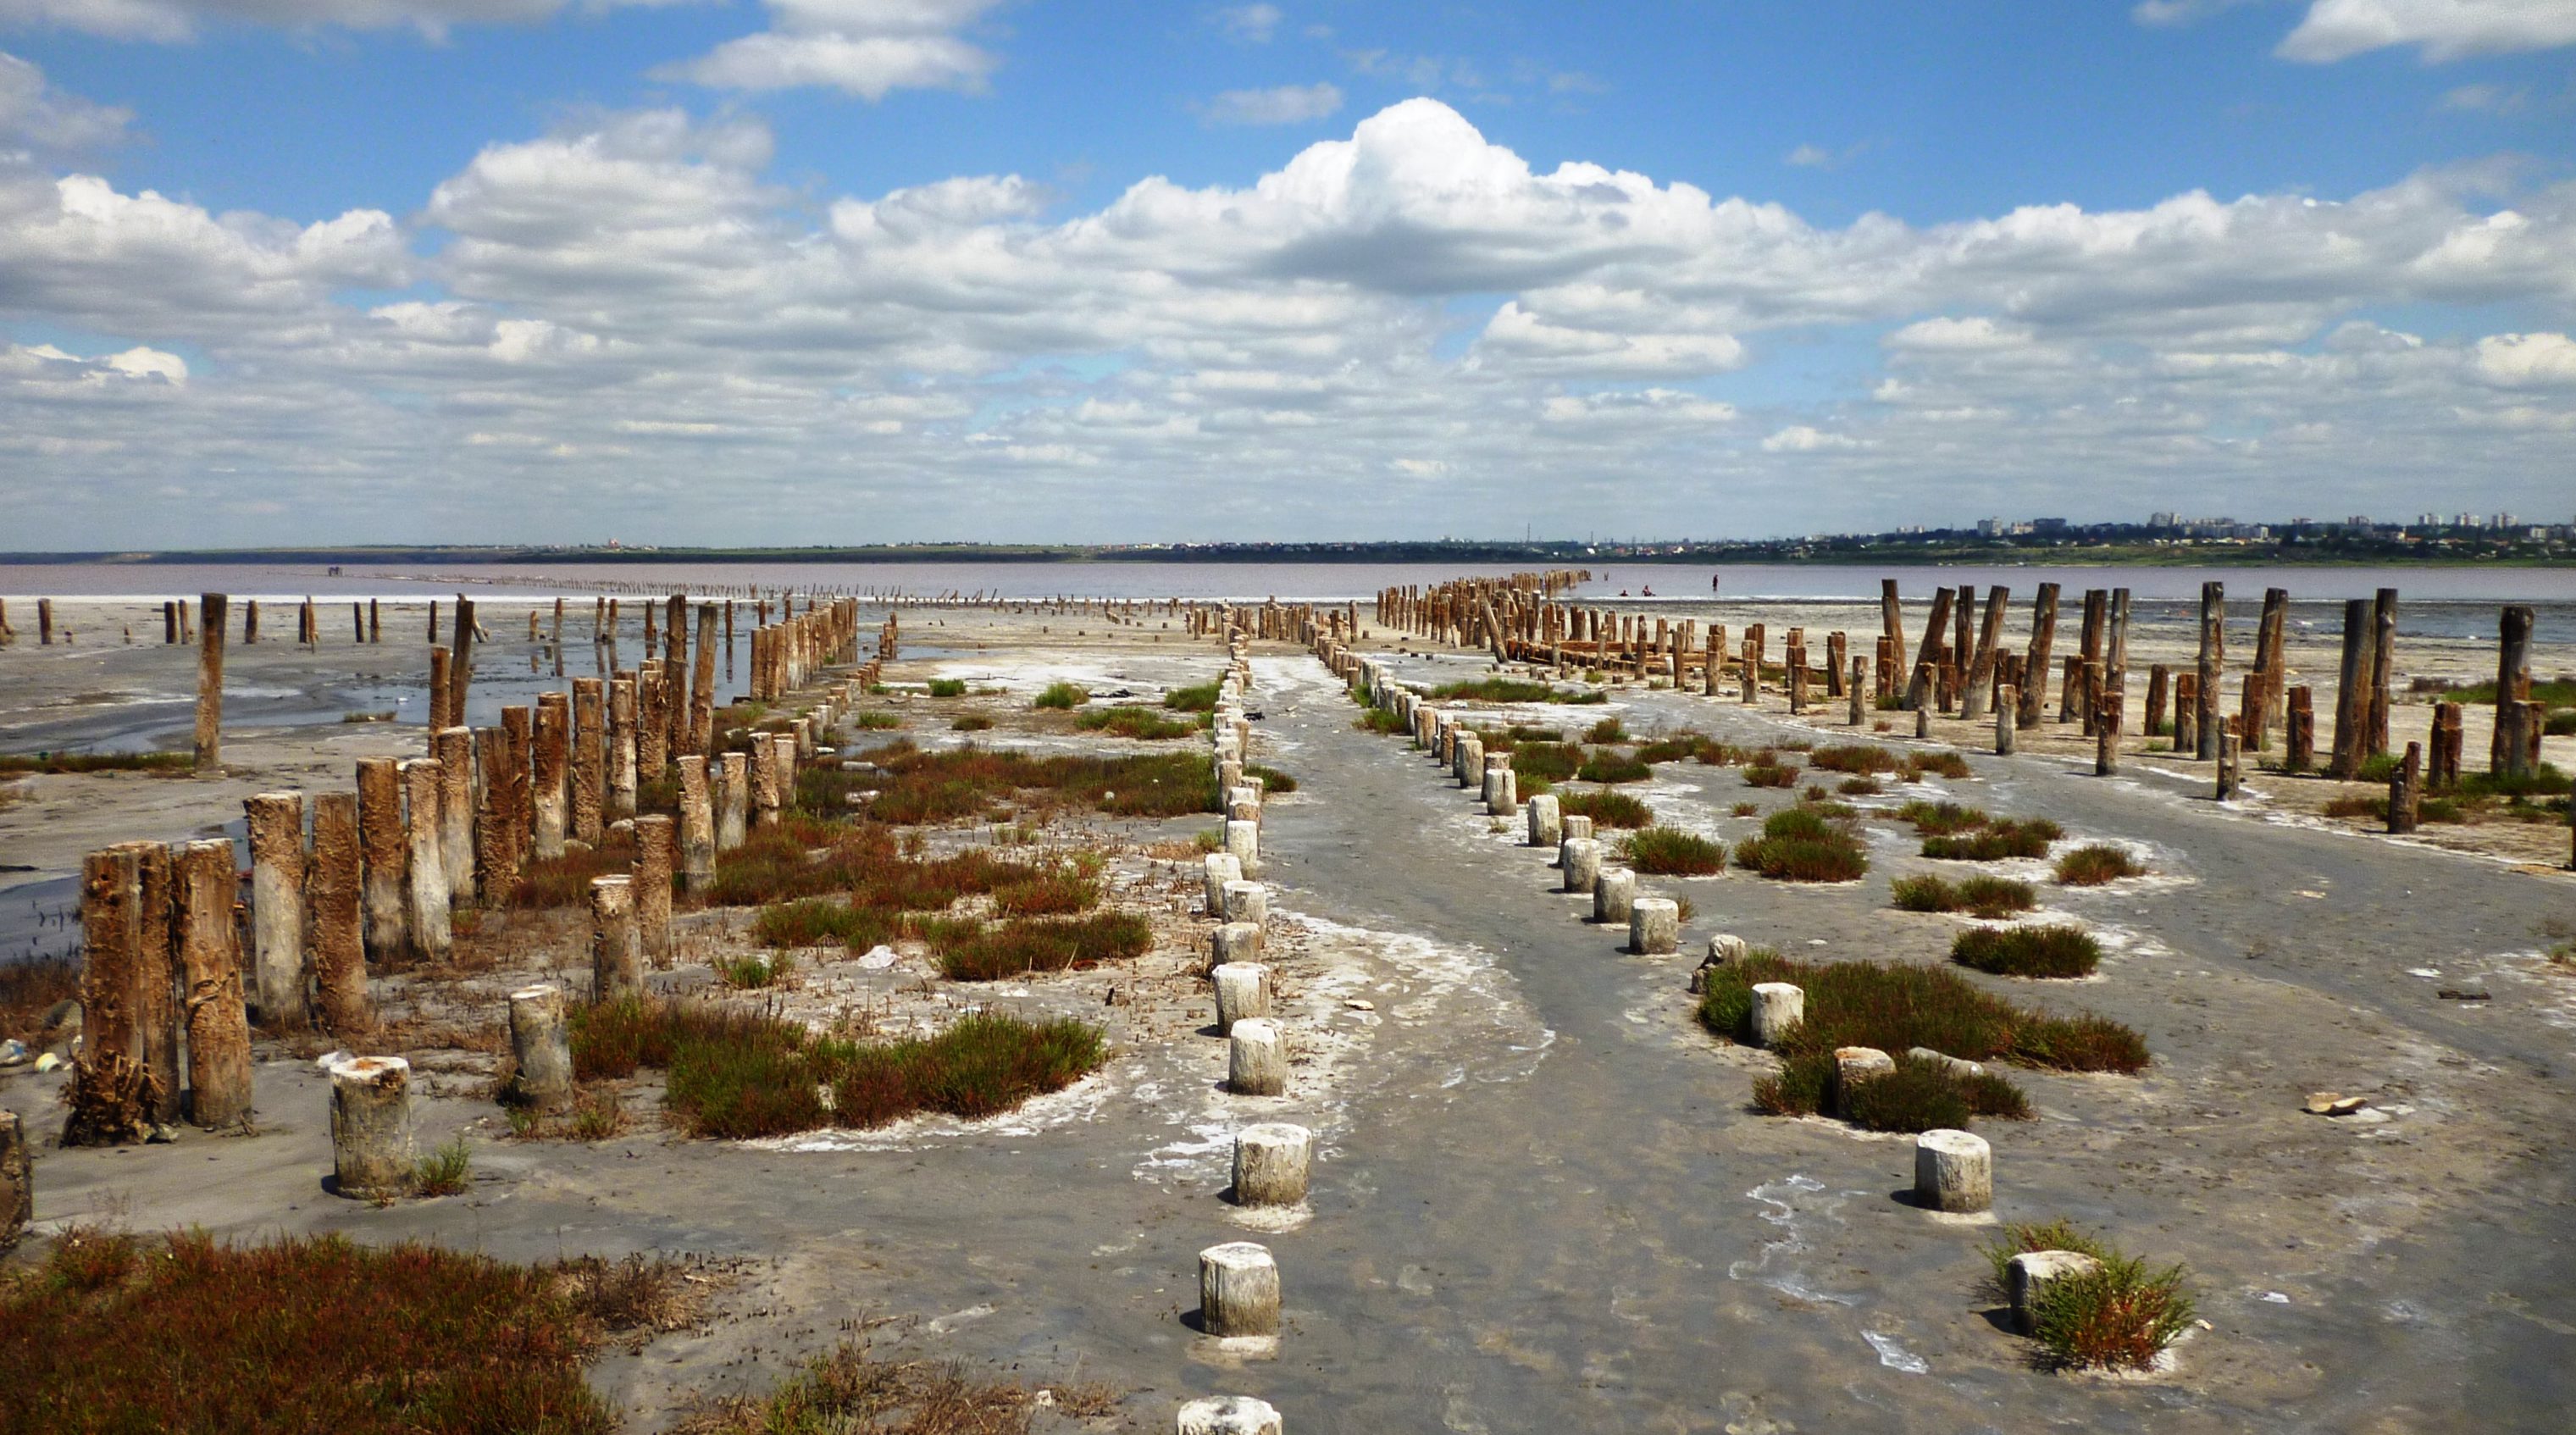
60 598 892 1146
1366 579 2556 785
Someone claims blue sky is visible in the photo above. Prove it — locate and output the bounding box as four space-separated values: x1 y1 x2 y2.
2 1 2573 546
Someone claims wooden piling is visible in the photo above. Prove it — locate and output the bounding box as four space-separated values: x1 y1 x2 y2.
2490 606 2534 772
129 842 181 1124
356 757 408 967
2286 686 2315 772
2368 588 2397 756
307 791 373 1033
572 678 607 842
434 729 476 909
2389 742 2423 834
402 759 451 963
244 793 307 1028
178 839 252 1128
194 593 226 771
2195 582 2225 761
2330 598 2373 778
634 814 675 969
2018 585 2058 729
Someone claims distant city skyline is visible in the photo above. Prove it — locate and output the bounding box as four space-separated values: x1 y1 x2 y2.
1 2 2573 548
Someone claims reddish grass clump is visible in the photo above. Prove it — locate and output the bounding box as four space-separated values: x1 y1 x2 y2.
508 832 640 909
573 997 1108 1139
1622 827 1726 876
1556 787 1654 828
1923 817 2062 861
1698 951 2149 1106
1732 807 1869 882
927 912 1153 981
2054 844 2143 886
1806 743 1903 775
0 1229 616 1434
1953 923 2102 978
1891 873 2037 918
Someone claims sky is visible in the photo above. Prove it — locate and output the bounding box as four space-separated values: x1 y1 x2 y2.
1 0 2573 549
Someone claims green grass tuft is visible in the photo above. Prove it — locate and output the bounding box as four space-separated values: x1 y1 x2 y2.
1556 786 1654 828
1732 807 1868 882
1032 681 1089 710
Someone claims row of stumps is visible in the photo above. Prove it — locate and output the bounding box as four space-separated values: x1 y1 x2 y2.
1318 633 2112 1353
320 685 873 1200
1174 633 1296 1435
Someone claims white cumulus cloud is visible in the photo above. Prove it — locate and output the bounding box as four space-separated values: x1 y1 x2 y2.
2278 0 2576 62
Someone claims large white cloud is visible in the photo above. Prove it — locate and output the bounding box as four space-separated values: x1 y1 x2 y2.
2279 0 2576 62
1 75 2573 545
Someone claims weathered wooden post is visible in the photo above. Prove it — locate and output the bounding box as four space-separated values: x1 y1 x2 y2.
2368 588 2398 755
677 756 716 893
244 793 307 1028
533 693 570 859
75 846 144 1139
179 839 252 1128
2490 605 2534 773
2144 664 2170 740
2195 581 2224 761
2389 741 2423 834
2216 730 2242 801
1903 589 1954 711
2018 585 2058 729
402 759 452 962
590 875 640 1000
433 728 476 909
356 756 408 966
327 1055 413 1198
2430 701 2463 790
572 678 607 842
2174 673 2199 755
507 984 573 1113
428 646 451 739
717 751 750 850
2286 686 2316 771
691 605 717 755
307 791 373 1033
1995 686 2018 754
634 814 675 968
195 593 226 771
607 676 639 819
2094 696 2120 777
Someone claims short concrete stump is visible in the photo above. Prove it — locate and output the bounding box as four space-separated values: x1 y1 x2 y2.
1227 1018 1286 1095
1750 983 1805 1046
1526 793 1562 848
1707 932 1751 963
1204 853 1243 916
1593 867 1637 924
1211 962 1272 1034
1833 1045 1895 1117
1221 880 1267 928
1914 1128 1993 1213
328 1055 415 1199
1199 1241 1281 1338
1232 1122 1312 1207
1629 897 1680 955
1562 814 1594 844
1210 921 1264 972
2010 1249 2102 1333
1225 819 1261 878
1177 1395 1282 1435
1560 838 1603 894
